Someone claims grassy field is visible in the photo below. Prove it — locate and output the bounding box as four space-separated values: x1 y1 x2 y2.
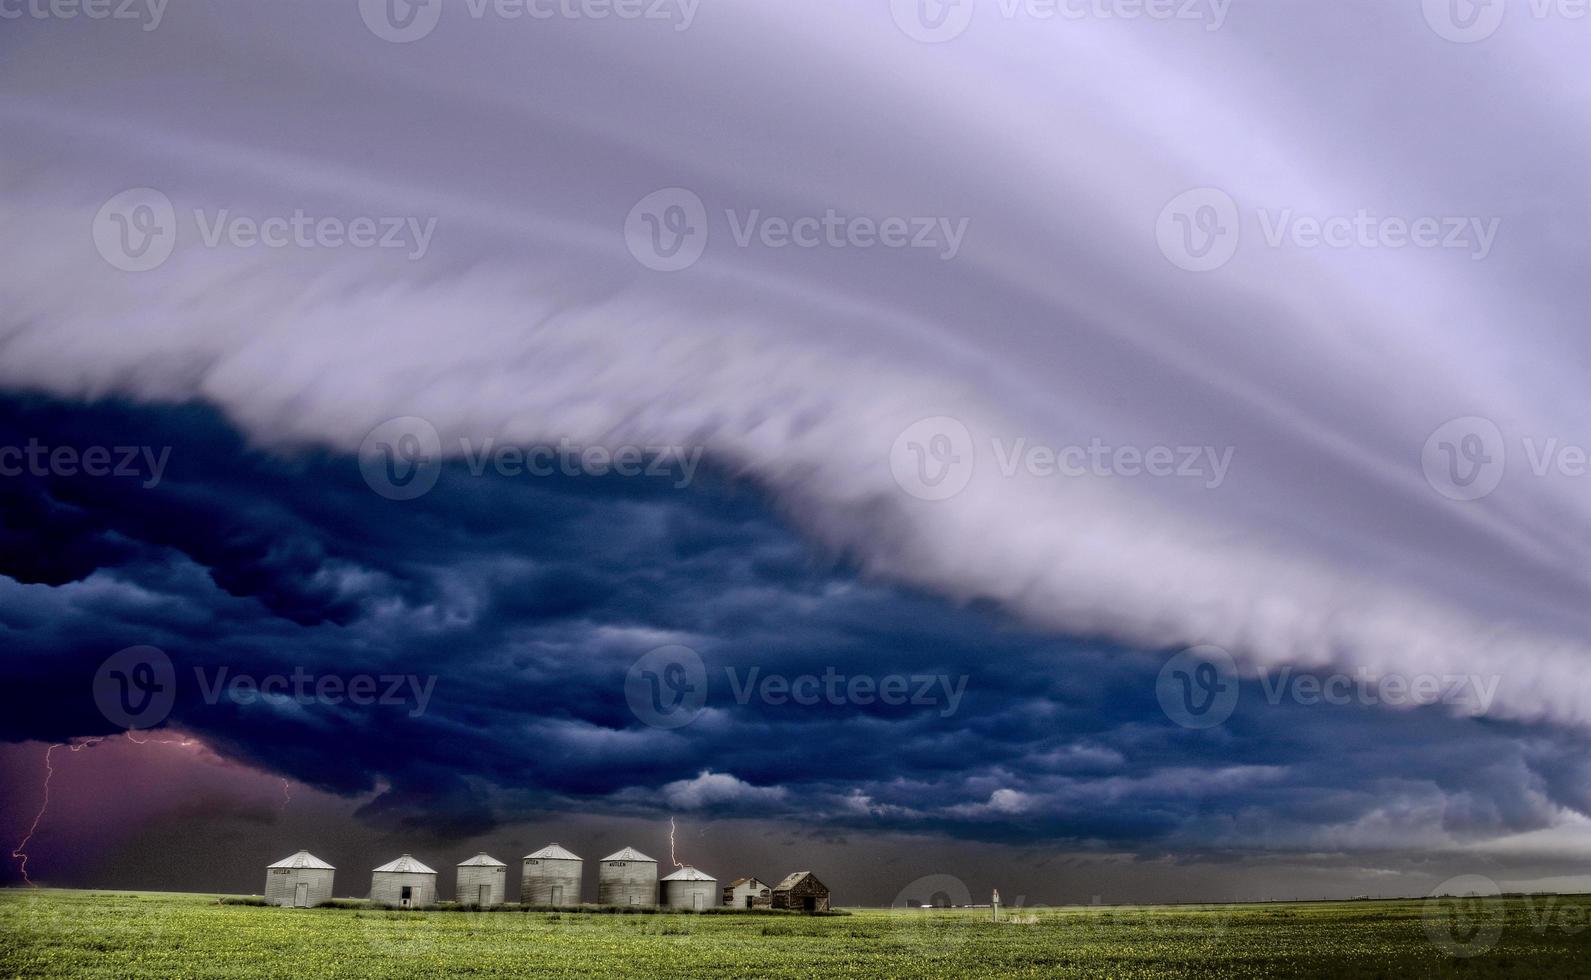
2 888 1589 978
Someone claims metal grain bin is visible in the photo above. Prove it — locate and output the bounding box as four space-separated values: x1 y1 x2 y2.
455 853 507 907
264 850 335 908
660 865 718 910
597 846 657 906
370 854 438 908
522 843 582 906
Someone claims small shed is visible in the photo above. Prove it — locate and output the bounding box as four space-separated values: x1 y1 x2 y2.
770 871 830 913
660 866 718 910
724 877 771 909
522 843 583 906
264 850 335 908
597 846 658 906
455 853 507 907
370 854 438 908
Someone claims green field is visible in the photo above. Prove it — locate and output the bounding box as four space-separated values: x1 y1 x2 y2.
2 888 1589 978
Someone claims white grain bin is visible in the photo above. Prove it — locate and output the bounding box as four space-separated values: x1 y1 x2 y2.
370 854 438 908
264 850 335 908
660 865 718 910
455 853 507 907
597 846 657 906
522 843 583 906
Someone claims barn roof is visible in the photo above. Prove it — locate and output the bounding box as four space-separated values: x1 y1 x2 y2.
727 877 766 888
372 854 437 874
601 846 656 863
267 850 334 870
661 865 716 882
457 853 506 867
773 871 822 892
524 843 582 861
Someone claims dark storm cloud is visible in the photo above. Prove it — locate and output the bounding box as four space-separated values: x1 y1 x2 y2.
5 0 1591 737
2 395 1587 866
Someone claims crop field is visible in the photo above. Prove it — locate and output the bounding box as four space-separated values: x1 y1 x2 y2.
2 888 1589 978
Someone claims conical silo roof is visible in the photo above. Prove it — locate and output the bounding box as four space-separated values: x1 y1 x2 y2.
267 850 335 870
373 854 437 874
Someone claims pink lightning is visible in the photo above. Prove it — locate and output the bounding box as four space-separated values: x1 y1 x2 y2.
669 816 684 869
10 738 102 886
10 730 203 886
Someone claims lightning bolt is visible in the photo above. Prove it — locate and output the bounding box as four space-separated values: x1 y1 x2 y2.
10 738 103 886
669 816 684 869
10 731 199 886
279 779 293 813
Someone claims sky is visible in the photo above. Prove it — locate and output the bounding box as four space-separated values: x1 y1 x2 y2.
2 0 1591 906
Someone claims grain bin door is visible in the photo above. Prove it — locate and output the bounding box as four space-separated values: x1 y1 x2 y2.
479 884 490 906
293 882 309 908
551 885 563 905
693 893 703 910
